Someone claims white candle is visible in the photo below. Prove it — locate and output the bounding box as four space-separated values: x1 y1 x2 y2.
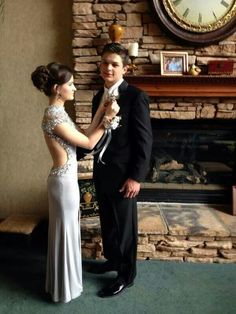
128 42 139 57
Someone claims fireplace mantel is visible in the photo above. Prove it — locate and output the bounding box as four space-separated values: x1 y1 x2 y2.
125 75 236 97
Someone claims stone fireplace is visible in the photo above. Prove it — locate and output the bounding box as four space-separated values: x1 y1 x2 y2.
125 75 236 204
72 0 236 205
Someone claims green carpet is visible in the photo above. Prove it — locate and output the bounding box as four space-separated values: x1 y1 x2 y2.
0 243 235 314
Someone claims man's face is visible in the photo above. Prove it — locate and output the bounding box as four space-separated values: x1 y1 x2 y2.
100 52 128 88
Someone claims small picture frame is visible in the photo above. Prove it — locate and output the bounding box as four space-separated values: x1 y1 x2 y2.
160 51 188 76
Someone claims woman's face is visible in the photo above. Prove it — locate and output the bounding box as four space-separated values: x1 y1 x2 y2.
57 76 76 101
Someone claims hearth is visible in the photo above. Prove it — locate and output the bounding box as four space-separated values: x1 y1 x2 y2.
138 119 236 204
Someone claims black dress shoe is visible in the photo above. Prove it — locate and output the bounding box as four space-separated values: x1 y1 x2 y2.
98 279 134 298
87 261 117 274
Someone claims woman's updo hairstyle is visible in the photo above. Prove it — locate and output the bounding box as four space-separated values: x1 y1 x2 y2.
31 62 73 96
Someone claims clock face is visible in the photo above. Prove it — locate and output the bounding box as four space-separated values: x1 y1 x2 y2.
163 0 236 32
150 0 236 44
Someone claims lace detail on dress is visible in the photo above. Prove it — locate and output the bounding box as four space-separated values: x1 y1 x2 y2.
42 105 76 176
42 105 74 135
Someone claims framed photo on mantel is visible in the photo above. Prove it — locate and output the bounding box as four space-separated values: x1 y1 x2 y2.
160 51 188 76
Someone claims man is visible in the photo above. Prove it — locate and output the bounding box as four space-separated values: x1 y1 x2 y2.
90 43 152 298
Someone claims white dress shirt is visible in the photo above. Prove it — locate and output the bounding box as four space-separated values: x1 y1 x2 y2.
100 78 124 105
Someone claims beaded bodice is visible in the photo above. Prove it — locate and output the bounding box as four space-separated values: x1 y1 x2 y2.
42 105 77 176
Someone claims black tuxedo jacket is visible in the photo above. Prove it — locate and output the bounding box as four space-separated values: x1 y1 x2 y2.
92 80 152 183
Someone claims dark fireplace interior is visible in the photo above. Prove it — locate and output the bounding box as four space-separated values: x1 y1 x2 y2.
138 119 236 204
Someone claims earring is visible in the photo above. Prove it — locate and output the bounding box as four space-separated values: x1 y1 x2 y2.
56 92 61 100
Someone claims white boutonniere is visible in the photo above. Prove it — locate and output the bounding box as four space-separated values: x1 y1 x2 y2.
103 93 121 130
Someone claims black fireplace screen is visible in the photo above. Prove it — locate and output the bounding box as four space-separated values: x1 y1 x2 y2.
140 119 236 204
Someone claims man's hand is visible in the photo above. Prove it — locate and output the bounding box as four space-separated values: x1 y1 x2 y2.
119 178 140 198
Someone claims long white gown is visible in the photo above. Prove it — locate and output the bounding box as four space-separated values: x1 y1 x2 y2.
42 105 83 303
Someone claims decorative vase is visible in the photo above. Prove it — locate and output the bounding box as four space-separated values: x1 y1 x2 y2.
83 191 92 204
108 19 124 43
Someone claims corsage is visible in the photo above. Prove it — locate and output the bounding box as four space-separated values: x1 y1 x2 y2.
87 115 121 164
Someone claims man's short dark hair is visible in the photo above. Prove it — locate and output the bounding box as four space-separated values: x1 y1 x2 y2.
101 43 129 66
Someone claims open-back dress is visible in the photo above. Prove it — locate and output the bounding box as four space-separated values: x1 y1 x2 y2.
42 104 83 303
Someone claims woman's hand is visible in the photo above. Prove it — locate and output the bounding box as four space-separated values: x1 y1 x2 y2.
97 101 108 114
105 100 120 120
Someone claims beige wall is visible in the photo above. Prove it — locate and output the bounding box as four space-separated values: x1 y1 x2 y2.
0 0 73 218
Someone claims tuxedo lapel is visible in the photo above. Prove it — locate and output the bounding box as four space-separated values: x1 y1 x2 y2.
117 80 128 107
98 88 105 103
118 80 128 95
91 88 103 118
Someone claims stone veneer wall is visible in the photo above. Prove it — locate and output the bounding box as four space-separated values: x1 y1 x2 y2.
81 203 236 263
72 0 236 175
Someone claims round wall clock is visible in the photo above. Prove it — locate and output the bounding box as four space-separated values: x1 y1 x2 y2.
150 0 236 45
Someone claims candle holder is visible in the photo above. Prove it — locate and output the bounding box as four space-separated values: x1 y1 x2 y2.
128 42 139 75
129 56 138 75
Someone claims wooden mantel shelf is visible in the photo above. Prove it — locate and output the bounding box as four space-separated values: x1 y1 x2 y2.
125 75 236 97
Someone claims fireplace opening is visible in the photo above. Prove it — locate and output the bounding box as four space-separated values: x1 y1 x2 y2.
138 119 236 204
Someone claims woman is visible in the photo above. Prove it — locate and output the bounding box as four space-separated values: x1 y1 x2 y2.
31 62 119 303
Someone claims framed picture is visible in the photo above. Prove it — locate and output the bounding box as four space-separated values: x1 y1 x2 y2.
160 51 188 76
